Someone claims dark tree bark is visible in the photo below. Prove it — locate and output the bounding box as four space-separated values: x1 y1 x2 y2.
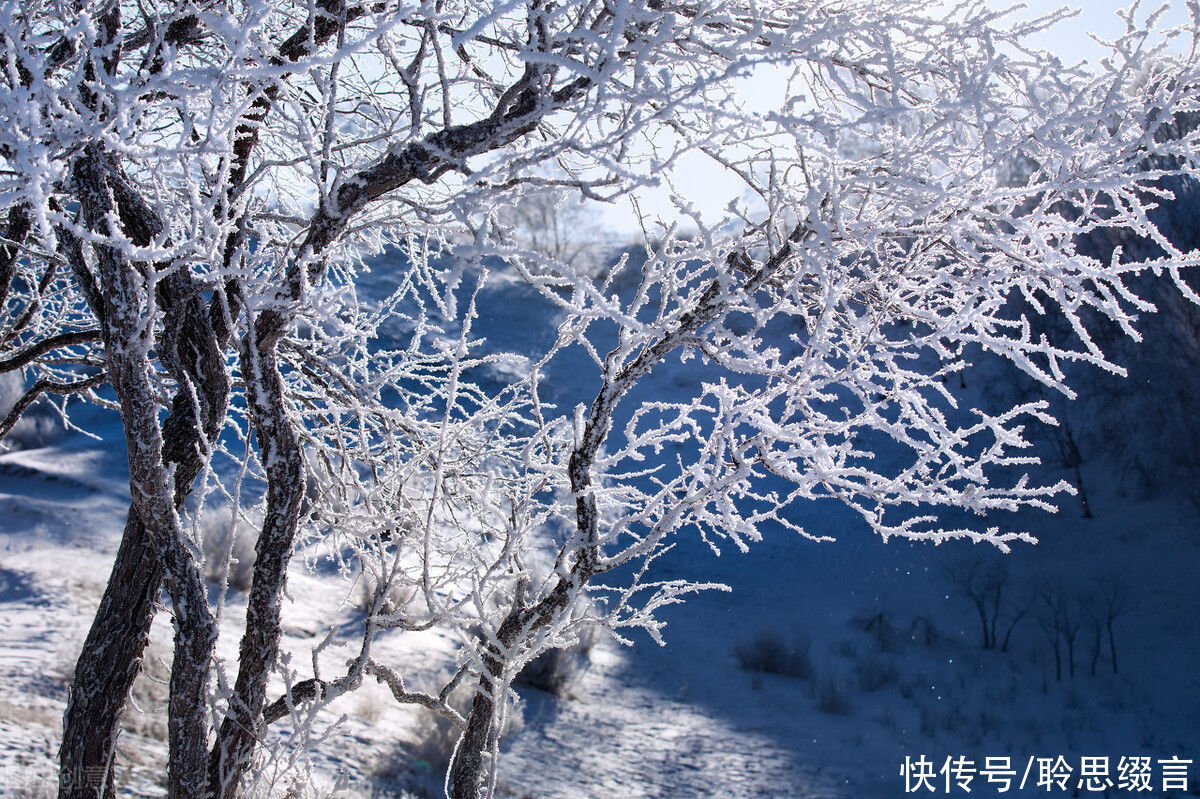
58 513 162 799
999 607 1027 654
58 260 230 799
60 143 225 799
207 313 304 799
0 205 31 313
1106 617 1119 675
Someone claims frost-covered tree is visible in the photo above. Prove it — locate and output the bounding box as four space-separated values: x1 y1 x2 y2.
2 0 1200 797
982 110 1200 507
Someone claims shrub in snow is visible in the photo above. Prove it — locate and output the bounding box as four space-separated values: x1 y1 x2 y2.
514 627 598 699
907 616 942 649
198 504 258 593
8 778 56 799
734 628 813 681
816 678 853 716
0 373 61 451
357 571 419 621
852 612 906 654
854 656 899 694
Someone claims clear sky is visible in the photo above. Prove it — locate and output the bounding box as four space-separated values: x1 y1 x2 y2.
1022 0 1190 63
597 1 1194 235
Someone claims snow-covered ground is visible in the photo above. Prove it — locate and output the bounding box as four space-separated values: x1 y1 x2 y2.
1 260 1198 798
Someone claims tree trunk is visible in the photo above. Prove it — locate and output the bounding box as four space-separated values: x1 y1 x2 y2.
58 242 229 799
974 599 992 650
999 608 1026 653
987 586 1002 651
69 143 219 798
448 583 576 799
97 267 217 799
1107 619 1119 675
58 513 163 799
207 322 304 799
1073 461 1092 519
449 674 500 799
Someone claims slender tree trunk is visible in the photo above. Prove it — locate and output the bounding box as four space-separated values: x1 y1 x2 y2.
58 514 163 799
96 262 217 799
450 673 501 799
68 143 219 798
1073 461 1092 519
1107 619 1119 675
1000 608 1027 653
449 615 531 799
988 587 1002 651
207 315 303 799
59 367 227 797
99 296 217 798
974 599 992 649
58 240 229 799
1040 624 1062 682
449 570 580 797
